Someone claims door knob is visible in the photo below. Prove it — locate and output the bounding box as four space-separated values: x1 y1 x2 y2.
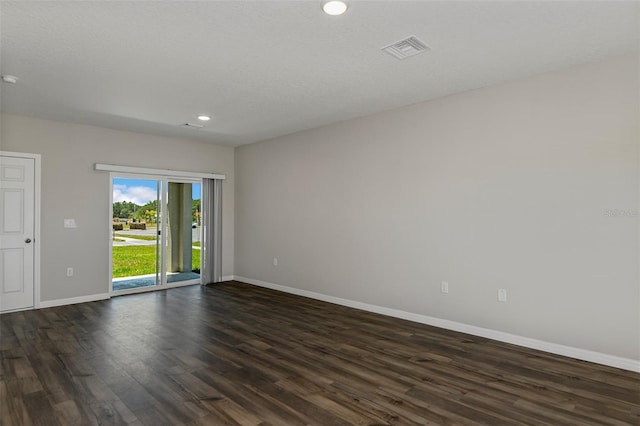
25 238 32 243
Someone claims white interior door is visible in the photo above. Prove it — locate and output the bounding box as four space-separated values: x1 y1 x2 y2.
0 155 35 311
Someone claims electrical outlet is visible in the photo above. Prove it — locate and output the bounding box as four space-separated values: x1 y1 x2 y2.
498 288 507 302
273 257 278 266
66 267 74 277
441 281 449 294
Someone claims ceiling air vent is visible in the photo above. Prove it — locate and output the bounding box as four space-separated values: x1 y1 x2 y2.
382 36 430 60
181 122 204 129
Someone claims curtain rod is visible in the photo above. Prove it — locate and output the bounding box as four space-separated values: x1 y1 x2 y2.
95 163 225 180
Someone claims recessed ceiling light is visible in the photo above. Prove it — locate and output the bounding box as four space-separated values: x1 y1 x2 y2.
1 75 18 84
197 114 211 121
322 1 348 16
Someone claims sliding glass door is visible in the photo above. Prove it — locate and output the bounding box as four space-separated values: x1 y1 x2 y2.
111 176 201 293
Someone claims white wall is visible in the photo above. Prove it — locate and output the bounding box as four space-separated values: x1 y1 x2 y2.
235 55 639 361
1 114 234 302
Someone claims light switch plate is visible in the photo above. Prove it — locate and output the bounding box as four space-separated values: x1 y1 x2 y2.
64 219 77 228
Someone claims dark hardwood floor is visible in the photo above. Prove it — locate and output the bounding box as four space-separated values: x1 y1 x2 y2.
1 281 639 425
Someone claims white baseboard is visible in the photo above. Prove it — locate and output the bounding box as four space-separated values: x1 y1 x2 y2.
221 275 235 282
39 293 111 309
234 276 640 373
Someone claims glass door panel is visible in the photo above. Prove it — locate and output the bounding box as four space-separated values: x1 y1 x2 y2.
165 181 201 285
111 177 160 291
192 183 202 277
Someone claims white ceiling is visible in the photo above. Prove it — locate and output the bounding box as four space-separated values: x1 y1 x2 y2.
1 1 639 147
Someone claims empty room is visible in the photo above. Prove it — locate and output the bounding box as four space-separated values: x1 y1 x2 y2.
1 1 639 424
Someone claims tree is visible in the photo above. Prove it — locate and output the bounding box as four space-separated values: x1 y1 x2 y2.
192 199 201 225
144 209 157 223
112 201 139 220
140 200 158 222
112 202 123 219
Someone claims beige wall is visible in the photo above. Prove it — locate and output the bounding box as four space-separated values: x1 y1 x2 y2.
235 55 640 360
1 114 234 302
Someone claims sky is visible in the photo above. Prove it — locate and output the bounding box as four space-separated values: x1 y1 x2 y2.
113 178 201 205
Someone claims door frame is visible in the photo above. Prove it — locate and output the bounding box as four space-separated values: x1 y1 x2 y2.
98 163 225 296
0 151 41 311
108 173 203 296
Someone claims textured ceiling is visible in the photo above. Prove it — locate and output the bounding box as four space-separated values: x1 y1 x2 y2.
1 1 639 147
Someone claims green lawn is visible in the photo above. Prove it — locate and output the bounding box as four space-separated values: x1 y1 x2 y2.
112 246 201 278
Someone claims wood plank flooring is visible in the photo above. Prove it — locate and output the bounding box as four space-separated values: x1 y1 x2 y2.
1 281 639 425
